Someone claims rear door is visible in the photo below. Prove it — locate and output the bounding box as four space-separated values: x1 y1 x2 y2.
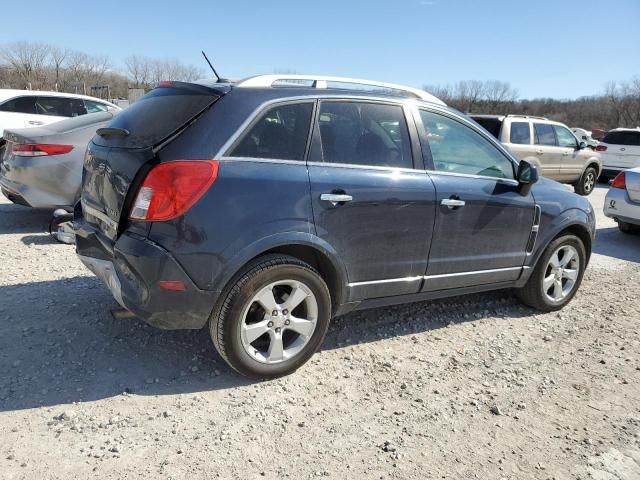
81 83 223 241
307 99 437 300
0 96 38 132
417 108 534 291
533 122 561 178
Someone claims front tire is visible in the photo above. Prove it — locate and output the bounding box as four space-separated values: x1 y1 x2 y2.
209 254 331 379
516 235 586 311
574 167 597 196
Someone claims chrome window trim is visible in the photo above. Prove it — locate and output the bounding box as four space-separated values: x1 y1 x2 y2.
348 266 524 287
215 94 421 160
218 156 305 166
425 169 520 186
307 160 425 174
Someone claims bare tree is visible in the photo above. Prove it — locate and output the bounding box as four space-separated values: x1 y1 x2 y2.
49 46 70 91
0 41 51 89
124 55 151 87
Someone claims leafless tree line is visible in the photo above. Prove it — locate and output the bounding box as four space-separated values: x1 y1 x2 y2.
425 78 640 130
0 41 203 99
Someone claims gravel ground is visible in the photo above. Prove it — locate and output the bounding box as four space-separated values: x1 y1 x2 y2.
0 185 639 479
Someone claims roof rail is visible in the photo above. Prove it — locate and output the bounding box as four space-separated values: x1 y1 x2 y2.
236 75 446 106
505 114 549 121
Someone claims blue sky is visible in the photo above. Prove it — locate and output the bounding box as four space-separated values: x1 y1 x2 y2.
1 0 638 99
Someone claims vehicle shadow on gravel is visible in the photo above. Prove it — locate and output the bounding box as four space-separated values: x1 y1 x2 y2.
593 226 640 264
0 203 52 235
0 275 535 412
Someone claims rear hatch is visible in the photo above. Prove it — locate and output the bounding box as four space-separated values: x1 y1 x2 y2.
470 116 503 140
600 130 640 169
80 82 227 241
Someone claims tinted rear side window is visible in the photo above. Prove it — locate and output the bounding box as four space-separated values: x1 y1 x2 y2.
310 101 412 169
228 102 313 161
93 85 220 148
35 96 86 117
534 123 557 146
626 132 640 146
472 117 502 139
0 96 36 114
510 122 531 144
604 131 640 146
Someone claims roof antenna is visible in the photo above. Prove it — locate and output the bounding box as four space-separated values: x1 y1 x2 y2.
201 51 228 83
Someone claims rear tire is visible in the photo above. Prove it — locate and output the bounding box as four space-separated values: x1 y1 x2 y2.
516 234 586 312
617 221 639 234
209 254 331 379
574 166 597 196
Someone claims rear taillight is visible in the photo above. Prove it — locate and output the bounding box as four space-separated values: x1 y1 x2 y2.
611 172 626 189
595 145 607 152
129 160 219 221
12 144 74 157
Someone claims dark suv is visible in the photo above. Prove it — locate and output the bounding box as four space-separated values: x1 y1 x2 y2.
75 75 596 378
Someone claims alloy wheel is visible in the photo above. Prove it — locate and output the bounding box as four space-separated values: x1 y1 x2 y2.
583 171 595 193
542 245 580 303
240 280 318 364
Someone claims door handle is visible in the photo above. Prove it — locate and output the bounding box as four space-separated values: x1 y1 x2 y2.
27 121 44 126
535 149 544 155
320 193 353 206
441 198 466 209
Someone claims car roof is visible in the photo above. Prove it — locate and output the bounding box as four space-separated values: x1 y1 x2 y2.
0 89 119 108
192 74 446 107
608 127 640 132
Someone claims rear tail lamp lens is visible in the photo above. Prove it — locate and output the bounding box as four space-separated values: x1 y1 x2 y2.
130 160 219 221
595 145 607 152
610 172 626 190
12 144 74 156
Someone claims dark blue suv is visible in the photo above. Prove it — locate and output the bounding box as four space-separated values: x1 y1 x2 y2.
75 75 596 378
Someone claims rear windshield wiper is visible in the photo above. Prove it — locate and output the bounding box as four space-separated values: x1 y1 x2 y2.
96 127 130 138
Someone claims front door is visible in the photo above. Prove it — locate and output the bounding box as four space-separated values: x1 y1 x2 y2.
307 100 437 301
417 109 535 291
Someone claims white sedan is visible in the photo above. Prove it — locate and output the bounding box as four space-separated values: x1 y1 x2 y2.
0 89 120 137
604 168 640 233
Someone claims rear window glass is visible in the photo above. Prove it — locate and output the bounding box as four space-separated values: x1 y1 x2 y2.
472 117 501 139
92 86 220 148
534 123 557 146
510 122 531 144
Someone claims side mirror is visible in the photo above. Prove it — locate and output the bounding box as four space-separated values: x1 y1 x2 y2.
578 141 587 149
517 160 539 196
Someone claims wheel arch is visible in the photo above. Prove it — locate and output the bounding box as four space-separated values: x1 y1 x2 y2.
212 233 349 312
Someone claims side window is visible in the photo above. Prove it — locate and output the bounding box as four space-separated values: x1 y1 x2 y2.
510 122 531 145
622 132 640 146
534 123 557 146
85 100 109 113
602 132 622 145
0 96 36 114
35 96 74 117
228 102 313 161
311 101 413 169
420 110 515 180
554 125 577 148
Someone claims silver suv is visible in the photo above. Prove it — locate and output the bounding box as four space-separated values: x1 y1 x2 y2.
472 115 601 196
